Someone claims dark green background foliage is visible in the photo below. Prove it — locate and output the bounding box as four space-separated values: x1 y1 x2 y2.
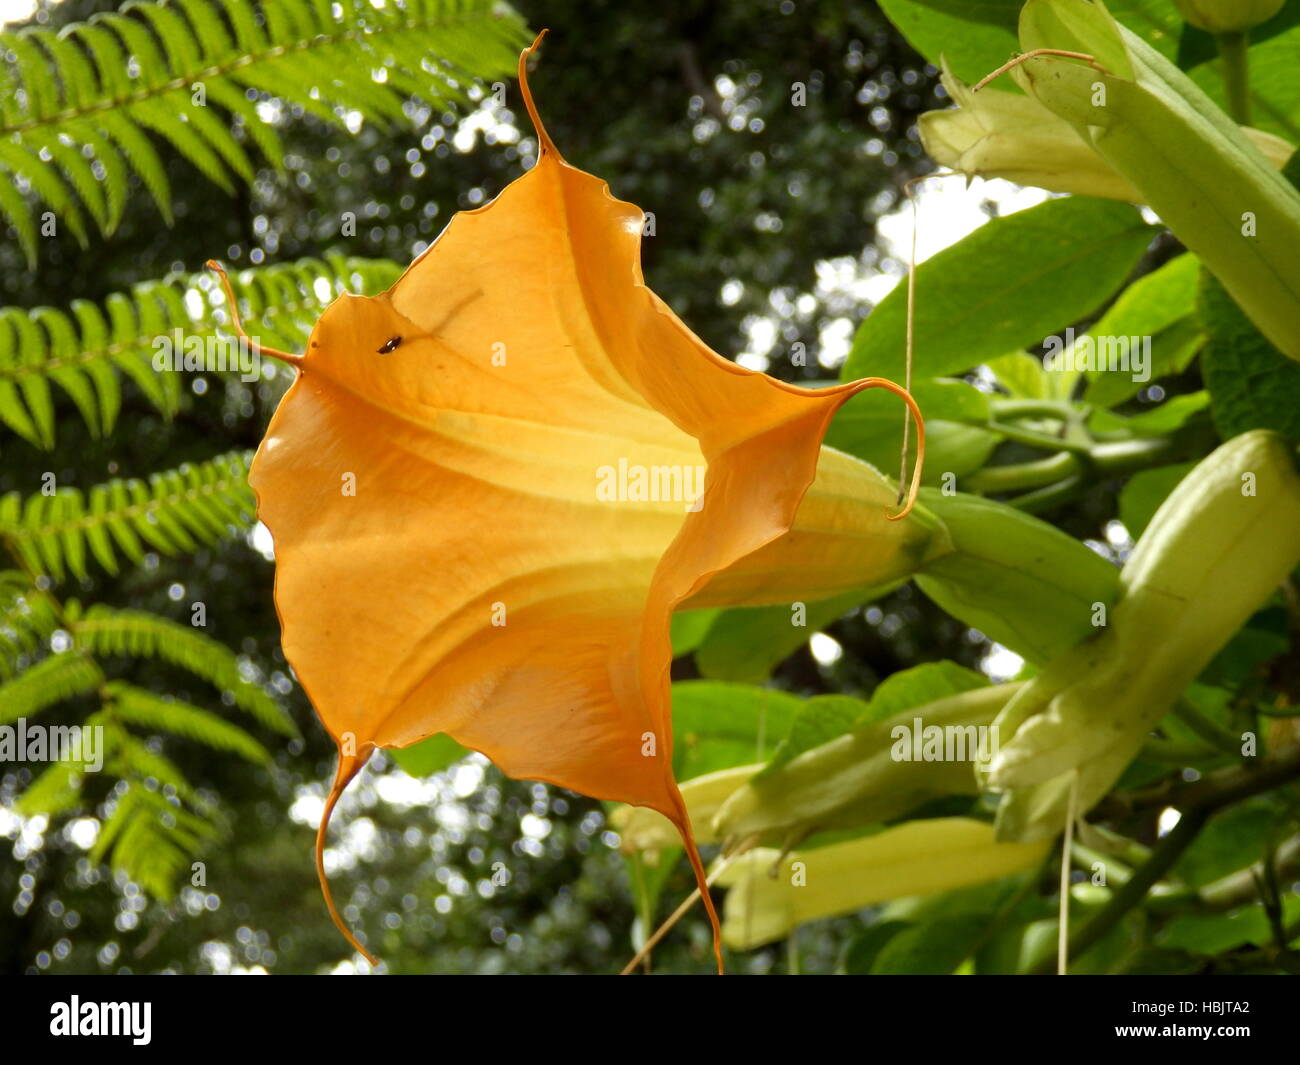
0 0 953 975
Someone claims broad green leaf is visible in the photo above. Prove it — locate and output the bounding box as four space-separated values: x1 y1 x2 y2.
1199 273 1300 443
763 660 988 772
830 420 997 484
856 660 989 726
1089 390 1209 436
832 376 990 431
762 694 870 775
878 0 1190 72
1158 905 1295 954
1090 253 1200 339
1106 0 1183 60
389 733 471 778
985 353 1048 398
841 920 911 974
669 608 720 657
1202 614 1290 689
1172 800 1279 888
870 912 990 974
878 0 1020 88
694 588 886 684
842 198 1154 385
670 681 804 780
1118 461 1194 536
1082 253 1203 407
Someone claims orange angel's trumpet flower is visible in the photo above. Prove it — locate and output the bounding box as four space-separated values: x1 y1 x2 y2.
217 32 935 973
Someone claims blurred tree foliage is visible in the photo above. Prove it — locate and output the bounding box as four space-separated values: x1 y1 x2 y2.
0 0 956 974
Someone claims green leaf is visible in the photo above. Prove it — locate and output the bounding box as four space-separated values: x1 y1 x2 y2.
15 758 88 817
1202 616 1290 689
1087 253 1200 346
90 783 220 902
1118 462 1194 536
841 920 911 974
842 198 1154 385
1199 273 1300 444
694 588 886 684
1082 253 1204 408
1108 1 1183 55
764 694 870 774
669 608 721 657
763 661 988 773
1158 906 1286 954
985 353 1048 399
389 733 471 778
1090 390 1210 437
856 660 990 726
1172 801 1278 888
670 681 804 780
870 913 989 974
877 0 1020 88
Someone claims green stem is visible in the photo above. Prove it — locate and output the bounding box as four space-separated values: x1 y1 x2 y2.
1038 746 1300 972
990 398 1083 422
1141 735 1221 763
962 452 1080 494
1173 698 1244 757
1005 474 1088 514
962 433 1181 505
987 421 1093 454
1089 435 1181 474
1217 32 1251 125
1033 806 1210 973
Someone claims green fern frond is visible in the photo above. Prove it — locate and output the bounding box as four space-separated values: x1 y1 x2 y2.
0 650 102 725
0 574 61 680
0 256 401 447
1 0 530 262
70 604 297 736
15 756 89 818
0 450 256 579
111 730 203 803
105 679 271 764
90 781 219 901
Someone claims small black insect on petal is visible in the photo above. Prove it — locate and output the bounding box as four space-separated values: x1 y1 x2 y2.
377 336 403 354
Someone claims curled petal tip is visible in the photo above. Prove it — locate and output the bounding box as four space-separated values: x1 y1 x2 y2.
844 377 925 521
207 257 304 367
518 28 559 159
316 747 378 965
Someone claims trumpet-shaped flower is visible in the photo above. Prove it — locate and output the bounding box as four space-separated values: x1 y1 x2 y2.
1174 0 1284 33
985 431 1300 841
1009 0 1300 360
920 60 1293 205
715 819 1049 950
217 34 942 969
